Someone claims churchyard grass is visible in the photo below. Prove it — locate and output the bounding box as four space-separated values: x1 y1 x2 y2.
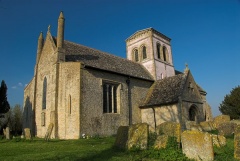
0 136 236 161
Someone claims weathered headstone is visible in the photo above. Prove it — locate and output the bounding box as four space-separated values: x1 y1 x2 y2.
181 130 214 161
157 121 181 142
185 121 197 130
154 134 168 149
114 126 129 149
234 125 240 160
231 119 240 125
190 124 203 132
5 127 10 140
127 123 148 150
213 115 230 129
45 123 54 141
211 134 226 147
24 128 31 140
3 128 6 138
200 121 214 131
217 122 237 136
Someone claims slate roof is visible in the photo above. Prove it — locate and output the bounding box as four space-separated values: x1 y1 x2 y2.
58 39 154 81
141 74 187 107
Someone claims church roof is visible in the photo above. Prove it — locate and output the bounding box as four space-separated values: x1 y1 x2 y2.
126 27 171 42
62 40 154 81
141 74 187 107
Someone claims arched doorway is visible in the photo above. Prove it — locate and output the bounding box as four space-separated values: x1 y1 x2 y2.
189 106 197 121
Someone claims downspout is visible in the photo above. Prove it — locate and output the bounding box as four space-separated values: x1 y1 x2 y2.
152 107 157 132
126 77 132 125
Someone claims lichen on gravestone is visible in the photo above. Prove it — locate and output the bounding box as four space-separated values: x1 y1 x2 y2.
181 130 214 161
127 123 149 150
213 115 230 129
156 121 181 143
234 125 240 160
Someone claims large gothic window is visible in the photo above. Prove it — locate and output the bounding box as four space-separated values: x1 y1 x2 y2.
134 49 139 62
142 46 147 60
157 43 161 59
42 77 47 110
103 82 118 113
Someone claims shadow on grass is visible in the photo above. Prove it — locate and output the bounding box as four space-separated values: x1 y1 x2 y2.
68 146 126 161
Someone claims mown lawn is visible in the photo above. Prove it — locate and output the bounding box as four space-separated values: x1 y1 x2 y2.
0 136 237 161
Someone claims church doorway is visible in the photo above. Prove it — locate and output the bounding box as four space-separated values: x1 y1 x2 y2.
189 106 197 121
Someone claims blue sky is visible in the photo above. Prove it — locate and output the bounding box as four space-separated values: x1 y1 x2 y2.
0 0 239 117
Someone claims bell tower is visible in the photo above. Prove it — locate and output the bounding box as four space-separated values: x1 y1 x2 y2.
126 28 175 80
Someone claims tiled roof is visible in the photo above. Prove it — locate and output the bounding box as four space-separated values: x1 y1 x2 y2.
62 40 154 81
141 74 187 107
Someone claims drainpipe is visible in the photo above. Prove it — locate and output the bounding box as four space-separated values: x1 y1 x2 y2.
126 77 132 125
152 107 157 132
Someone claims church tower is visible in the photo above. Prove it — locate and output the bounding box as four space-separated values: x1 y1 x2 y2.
126 28 175 80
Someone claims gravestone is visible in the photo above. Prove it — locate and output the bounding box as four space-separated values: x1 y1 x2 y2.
234 125 240 160
24 128 31 140
185 121 197 130
114 126 129 149
217 122 237 136
45 123 54 141
211 134 226 147
5 127 10 140
181 130 214 161
154 134 168 149
157 121 181 142
200 121 214 131
3 128 6 138
127 123 148 150
213 115 230 129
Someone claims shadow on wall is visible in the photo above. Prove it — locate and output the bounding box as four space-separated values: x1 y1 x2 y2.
23 96 36 135
155 105 179 124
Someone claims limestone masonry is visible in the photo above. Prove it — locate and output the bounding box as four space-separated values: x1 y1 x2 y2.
23 12 212 139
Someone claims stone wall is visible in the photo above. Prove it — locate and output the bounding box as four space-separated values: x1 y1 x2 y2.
23 77 35 132
80 68 152 136
141 104 180 132
34 33 58 138
57 62 82 139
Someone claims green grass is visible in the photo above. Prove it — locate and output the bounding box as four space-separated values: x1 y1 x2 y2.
0 136 237 161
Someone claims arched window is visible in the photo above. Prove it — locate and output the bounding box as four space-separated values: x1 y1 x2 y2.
189 106 197 121
163 46 167 61
142 46 147 60
134 49 139 62
157 43 161 59
42 77 47 110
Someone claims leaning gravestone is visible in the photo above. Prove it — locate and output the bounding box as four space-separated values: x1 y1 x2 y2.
234 125 240 160
127 123 148 150
24 128 31 140
182 130 214 161
213 115 230 129
5 127 10 140
217 122 237 136
114 126 129 149
45 123 54 141
157 121 181 142
200 121 214 131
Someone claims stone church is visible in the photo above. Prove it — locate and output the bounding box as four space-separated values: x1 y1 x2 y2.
23 12 212 139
